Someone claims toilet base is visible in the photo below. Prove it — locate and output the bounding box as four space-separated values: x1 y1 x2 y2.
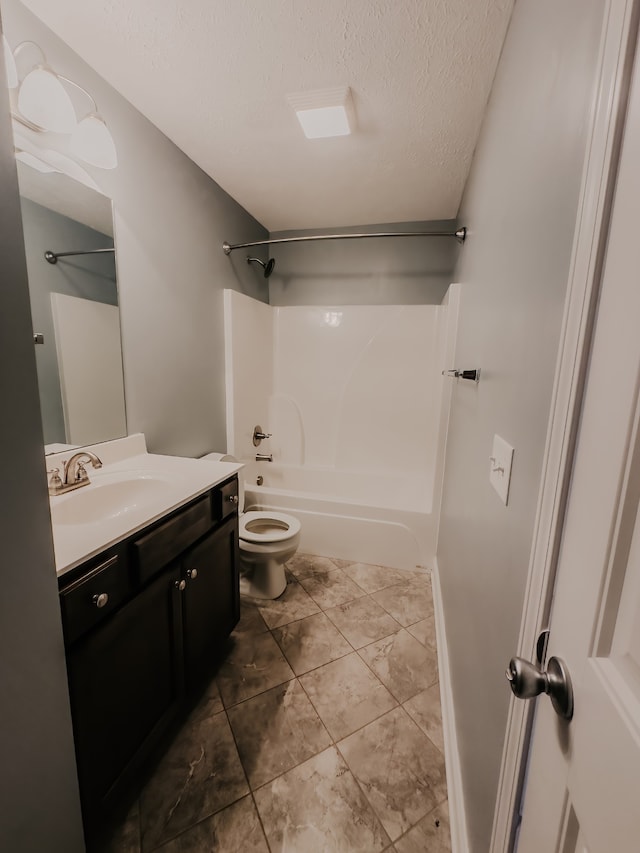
239 556 287 599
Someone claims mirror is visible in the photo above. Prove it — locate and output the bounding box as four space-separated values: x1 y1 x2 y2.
15 160 127 454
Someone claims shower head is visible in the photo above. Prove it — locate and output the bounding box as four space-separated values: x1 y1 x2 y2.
247 256 276 278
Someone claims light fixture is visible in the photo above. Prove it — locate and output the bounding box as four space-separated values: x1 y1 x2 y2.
18 65 77 133
287 86 356 139
71 113 117 169
2 35 18 89
7 38 118 169
324 310 343 328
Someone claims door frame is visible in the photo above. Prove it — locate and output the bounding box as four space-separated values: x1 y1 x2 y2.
490 2 640 850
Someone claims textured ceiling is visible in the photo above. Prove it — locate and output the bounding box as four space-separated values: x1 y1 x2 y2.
20 0 513 231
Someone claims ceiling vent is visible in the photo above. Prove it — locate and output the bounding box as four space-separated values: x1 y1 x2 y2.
287 86 356 139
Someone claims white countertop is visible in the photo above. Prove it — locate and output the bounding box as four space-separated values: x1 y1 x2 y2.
49 437 242 577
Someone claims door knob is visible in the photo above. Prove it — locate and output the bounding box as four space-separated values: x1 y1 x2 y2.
506 655 573 720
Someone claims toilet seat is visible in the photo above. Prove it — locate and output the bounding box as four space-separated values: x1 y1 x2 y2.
240 510 301 544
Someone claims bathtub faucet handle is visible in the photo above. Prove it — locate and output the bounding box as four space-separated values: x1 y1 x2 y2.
253 425 273 446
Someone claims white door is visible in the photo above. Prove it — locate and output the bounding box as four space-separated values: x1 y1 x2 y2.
51 292 126 446
516 21 640 853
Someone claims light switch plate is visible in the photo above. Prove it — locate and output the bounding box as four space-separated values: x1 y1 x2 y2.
490 434 514 505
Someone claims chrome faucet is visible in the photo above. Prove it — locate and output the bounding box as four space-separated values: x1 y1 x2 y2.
255 453 273 462
48 451 103 496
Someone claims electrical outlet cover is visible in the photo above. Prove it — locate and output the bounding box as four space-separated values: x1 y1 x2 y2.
490 434 514 505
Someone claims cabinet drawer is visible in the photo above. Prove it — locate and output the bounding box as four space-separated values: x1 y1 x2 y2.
132 496 211 585
214 477 239 522
61 554 129 645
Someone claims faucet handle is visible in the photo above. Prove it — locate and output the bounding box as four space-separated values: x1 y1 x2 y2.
252 425 273 446
47 468 63 494
75 462 89 483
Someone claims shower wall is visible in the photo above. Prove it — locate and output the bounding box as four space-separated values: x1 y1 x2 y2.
224 290 447 513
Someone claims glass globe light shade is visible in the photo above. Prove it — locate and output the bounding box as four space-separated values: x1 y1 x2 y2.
18 66 77 132
70 113 117 169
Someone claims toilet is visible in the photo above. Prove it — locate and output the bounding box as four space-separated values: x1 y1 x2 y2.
201 454 300 599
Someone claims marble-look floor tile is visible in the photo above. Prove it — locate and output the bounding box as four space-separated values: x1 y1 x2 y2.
359 629 437 703
286 553 341 579
227 679 331 789
403 682 444 752
299 652 397 740
406 615 436 647
298 568 366 609
254 746 390 853
325 596 401 649
395 801 451 853
187 677 224 726
140 710 248 851
405 568 432 585
326 556 355 569
338 707 447 841
253 576 320 629
93 798 140 853
272 611 352 675
342 562 415 594
216 631 294 707
233 602 269 637
371 581 434 627
155 795 269 852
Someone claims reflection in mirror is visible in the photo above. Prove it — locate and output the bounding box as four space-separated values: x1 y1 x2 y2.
15 160 127 453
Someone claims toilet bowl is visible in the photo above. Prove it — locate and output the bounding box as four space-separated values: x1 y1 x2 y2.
201 453 300 599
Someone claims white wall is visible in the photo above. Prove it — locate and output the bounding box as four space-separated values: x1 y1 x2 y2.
436 2 606 850
2 0 270 459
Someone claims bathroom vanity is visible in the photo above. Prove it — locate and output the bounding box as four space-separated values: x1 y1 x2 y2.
50 437 242 832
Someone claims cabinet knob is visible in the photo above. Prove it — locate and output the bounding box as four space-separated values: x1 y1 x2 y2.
186 568 198 580
227 494 239 504
92 592 109 608
175 579 186 591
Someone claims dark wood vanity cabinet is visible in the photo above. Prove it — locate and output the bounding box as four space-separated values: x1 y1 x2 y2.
65 561 184 822
182 515 239 692
58 476 239 831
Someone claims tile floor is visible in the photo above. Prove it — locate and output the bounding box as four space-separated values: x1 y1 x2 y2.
97 555 451 853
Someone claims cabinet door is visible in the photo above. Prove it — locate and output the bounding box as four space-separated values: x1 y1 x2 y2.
182 515 240 691
66 564 184 824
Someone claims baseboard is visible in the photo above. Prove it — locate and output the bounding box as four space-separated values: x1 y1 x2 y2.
431 559 470 853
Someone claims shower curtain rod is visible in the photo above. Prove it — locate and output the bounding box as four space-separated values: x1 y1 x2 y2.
44 248 115 265
222 226 466 255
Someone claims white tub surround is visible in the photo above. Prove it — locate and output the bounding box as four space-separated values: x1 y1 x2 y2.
48 434 243 576
225 290 458 568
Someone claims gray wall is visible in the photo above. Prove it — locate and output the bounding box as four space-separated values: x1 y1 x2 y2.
268 220 458 306
21 198 116 444
3 0 269 458
437 1 605 850
0 20 85 853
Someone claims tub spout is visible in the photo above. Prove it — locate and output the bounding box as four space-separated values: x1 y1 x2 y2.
256 453 273 462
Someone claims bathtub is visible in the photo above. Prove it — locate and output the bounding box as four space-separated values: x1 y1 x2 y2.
241 461 436 570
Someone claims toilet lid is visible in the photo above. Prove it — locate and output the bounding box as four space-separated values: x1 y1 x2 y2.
240 510 301 543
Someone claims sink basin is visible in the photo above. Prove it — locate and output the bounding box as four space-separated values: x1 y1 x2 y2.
51 475 174 526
